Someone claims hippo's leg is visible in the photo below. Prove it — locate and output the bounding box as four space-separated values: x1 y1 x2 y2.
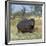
17 28 21 33
21 31 25 33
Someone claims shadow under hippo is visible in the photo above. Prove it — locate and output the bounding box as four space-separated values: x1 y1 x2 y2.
17 19 35 33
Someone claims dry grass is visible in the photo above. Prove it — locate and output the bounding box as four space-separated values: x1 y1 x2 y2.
10 16 42 40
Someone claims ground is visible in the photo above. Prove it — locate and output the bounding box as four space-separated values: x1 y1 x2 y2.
10 16 42 40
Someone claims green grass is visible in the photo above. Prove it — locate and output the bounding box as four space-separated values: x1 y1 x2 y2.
10 16 42 40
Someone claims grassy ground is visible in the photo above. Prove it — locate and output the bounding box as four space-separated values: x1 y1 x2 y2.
10 16 42 40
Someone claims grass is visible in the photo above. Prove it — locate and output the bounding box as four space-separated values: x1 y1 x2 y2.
10 16 42 40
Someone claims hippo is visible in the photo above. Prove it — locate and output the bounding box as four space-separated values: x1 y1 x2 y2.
17 18 35 33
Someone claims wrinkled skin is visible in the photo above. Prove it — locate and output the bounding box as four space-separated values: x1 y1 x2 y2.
17 19 35 33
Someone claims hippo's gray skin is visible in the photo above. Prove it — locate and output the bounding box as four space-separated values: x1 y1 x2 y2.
17 19 35 33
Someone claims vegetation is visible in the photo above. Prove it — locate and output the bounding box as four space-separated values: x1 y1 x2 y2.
10 16 42 40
